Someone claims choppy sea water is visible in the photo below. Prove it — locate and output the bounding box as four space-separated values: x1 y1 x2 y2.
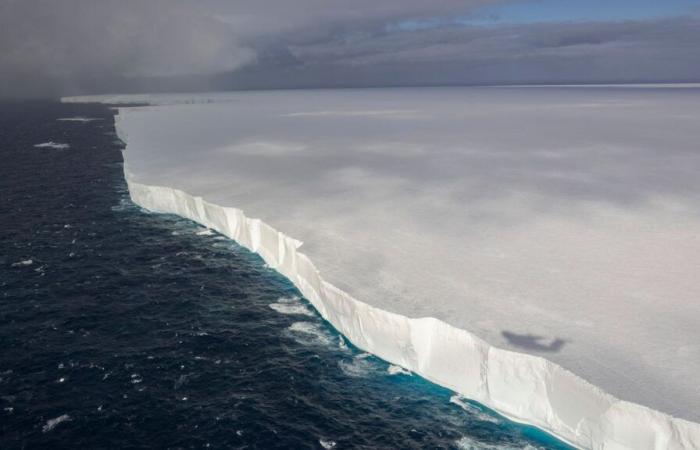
0 101 572 449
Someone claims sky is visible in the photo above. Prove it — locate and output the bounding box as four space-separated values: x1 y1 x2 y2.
0 0 698 98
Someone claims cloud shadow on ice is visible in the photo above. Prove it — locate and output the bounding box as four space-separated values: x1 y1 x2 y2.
501 331 569 353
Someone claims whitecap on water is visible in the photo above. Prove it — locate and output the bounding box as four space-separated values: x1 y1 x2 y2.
285 322 334 347
42 414 71 433
450 395 501 424
269 296 315 317
34 142 70 149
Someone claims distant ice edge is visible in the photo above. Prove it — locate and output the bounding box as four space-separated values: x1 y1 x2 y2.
116 115 700 450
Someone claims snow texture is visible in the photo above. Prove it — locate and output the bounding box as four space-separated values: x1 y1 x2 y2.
66 86 700 449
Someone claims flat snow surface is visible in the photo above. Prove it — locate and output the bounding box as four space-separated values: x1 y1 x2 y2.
113 87 699 421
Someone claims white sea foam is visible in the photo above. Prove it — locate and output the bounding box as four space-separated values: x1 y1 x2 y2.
338 355 380 378
42 414 71 433
387 365 412 376
338 336 350 352
269 296 315 317
450 395 501 424
34 142 69 149
285 322 334 347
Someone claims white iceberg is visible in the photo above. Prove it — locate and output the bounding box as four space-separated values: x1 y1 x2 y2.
34 142 69 149
57 117 101 122
66 86 700 449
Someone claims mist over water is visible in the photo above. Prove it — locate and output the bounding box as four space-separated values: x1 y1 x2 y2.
0 102 571 449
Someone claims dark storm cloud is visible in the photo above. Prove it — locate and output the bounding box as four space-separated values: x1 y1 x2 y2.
0 0 698 98
254 16 700 87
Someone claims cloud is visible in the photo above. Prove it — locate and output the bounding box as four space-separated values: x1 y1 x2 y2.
225 15 700 89
0 0 698 98
0 0 259 97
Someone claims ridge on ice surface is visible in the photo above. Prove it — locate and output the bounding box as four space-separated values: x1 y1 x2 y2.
67 86 700 448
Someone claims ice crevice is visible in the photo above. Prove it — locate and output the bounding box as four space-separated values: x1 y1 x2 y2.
116 115 700 450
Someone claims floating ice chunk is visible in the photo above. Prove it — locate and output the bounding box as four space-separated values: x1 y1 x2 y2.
42 414 71 433
11 259 33 267
195 228 214 236
57 117 101 122
319 438 336 449
34 142 69 149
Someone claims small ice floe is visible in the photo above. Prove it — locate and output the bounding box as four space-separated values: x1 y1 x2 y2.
34 142 70 149
269 296 315 317
387 365 412 376
450 395 501 424
195 228 214 236
319 439 337 449
57 117 101 122
11 259 33 267
42 414 71 433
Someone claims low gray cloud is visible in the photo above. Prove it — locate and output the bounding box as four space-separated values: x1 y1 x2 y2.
0 0 698 98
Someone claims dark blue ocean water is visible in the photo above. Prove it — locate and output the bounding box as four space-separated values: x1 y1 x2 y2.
0 102 573 449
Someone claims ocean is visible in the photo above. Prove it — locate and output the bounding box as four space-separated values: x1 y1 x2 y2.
0 101 571 449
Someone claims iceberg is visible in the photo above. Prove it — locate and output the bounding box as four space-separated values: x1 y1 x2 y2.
34 141 70 149
66 86 700 449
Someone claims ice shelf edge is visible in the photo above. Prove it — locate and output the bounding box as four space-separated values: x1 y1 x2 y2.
115 112 700 450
